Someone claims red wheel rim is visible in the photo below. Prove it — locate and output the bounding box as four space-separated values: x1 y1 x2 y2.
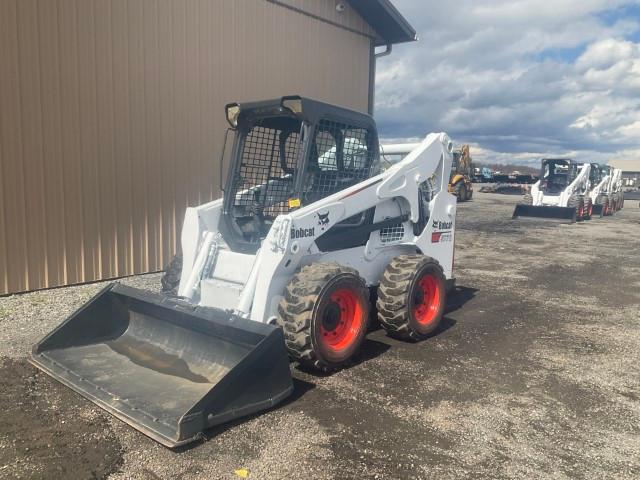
412 274 442 325
319 288 364 352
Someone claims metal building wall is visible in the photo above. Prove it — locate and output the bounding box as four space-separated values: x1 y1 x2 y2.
0 0 374 295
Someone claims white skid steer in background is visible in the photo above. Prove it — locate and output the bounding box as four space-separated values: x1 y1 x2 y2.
513 158 591 222
609 167 624 214
587 163 611 217
589 165 623 216
32 96 457 448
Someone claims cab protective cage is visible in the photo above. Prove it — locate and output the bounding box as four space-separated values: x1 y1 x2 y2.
220 96 381 252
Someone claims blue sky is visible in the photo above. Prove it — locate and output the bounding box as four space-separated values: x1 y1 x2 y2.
375 0 640 167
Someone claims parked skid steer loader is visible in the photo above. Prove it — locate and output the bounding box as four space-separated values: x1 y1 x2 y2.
31 96 457 448
513 158 591 222
610 167 624 213
589 165 623 216
587 163 611 217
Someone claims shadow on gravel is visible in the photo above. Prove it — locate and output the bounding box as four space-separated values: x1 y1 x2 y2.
351 338 392 365
446 285 478 314
182 376 317 452
295 338 392 379
434 316 457 336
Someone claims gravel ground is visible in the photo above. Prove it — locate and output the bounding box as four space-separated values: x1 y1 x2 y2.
1 193 639 479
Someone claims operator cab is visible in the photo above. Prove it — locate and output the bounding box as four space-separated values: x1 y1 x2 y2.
451 145 471 177
539 158 577 194
451 151 461 172
588 163 603 185
221 96 381 251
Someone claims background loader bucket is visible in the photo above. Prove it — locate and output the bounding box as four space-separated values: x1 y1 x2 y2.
512 204 577 223
592 204 604 216
30 283 294 448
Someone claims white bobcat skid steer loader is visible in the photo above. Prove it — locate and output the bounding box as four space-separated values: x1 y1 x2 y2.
513 158 591 222
591 165 623 216
610 167 624 213
587 163 611 217
32 96 457 448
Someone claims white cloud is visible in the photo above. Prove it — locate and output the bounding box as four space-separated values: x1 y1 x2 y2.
375 0 640 165
617 120 640 138
575 38 639 70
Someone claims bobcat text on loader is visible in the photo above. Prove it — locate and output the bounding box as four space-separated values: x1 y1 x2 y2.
31 96 458 448
513 158 591 222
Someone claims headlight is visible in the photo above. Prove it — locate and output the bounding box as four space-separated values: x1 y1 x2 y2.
225 103 241 128
281 96 303 114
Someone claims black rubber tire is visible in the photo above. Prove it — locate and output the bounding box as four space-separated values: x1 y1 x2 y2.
583 197 593 220
161 252 183 294
596 195 607 217
602 195 611 216
568 194 584 221
277 263 370 371
376 255 446 341
454 182 467 202
466 185 473 201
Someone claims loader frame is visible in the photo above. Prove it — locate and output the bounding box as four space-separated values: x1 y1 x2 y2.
178 97 456 325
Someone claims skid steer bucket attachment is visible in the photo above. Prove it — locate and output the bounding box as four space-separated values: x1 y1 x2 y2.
592 204 604 216
512 204 577 223
30 283 294 448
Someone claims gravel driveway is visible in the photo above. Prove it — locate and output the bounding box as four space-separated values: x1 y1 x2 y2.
1 193 639 479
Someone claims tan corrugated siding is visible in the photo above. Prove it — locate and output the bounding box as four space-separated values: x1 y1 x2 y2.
276 0 377 37
609 159 640 171
0 0 371 295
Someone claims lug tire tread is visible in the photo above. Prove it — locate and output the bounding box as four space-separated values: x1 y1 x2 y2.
277 262 369 371
376 255 445 341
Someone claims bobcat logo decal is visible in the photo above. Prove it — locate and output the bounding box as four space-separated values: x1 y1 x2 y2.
317 212 330 231
432 219 453 230
431 218 453 244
